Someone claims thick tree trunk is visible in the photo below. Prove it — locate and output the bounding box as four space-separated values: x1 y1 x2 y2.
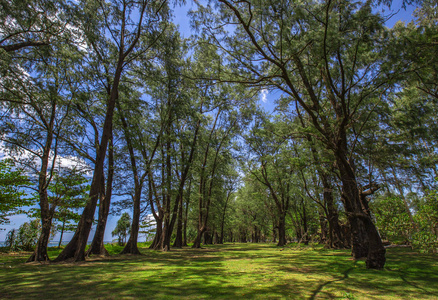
337 156 385 269
85 189 111 257
253 226 259 243
277 214 287 247
150 217 163 250
120 191 141 255
204 230 213 245
86 141 114 257
55 61 124 262
323 179 347 249
28 128 54 262
27 212 52 262
192 227 205 248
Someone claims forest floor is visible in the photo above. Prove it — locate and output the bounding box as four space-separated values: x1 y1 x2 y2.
0 243 437 299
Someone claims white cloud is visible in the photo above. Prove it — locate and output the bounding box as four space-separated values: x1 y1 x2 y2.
260 89 268 103
0 143 91 176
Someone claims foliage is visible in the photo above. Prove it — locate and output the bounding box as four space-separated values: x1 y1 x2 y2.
46 168 89 237
412 190 438 253
371 195 413 243
112 213 131 246
5 219 41 251
0 159 30 225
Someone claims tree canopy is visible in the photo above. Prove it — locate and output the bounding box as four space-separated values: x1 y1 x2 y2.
1 0 437 270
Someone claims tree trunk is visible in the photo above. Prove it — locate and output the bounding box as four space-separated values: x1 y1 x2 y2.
302 199 309 245
120 192 141 255
322 177 347 249
27 212 52 262
337 156 385 269
86 139 114 257
28 127 55 262
150 217 163 250
272 224 277 243
204 230 213 245
277 214 287 247
219 191 231 244
183 195 189 247
173 195 184 248
55 60 125 262
58 218 65 248
192 227 205 248
318 209 328 244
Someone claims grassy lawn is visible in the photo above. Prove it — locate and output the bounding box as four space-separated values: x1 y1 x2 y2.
0 243 437 299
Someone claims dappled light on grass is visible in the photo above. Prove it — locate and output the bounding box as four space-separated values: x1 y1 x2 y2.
0 243 437 299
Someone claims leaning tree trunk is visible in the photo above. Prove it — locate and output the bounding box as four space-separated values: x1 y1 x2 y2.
322 176 347 249
55 58 125 262
58 218 66 248
28 129 54 263
27 198 52 262
150 217 163 250
121 187 142 255
337 155 386 269
192 226 206 248
86 139 114 257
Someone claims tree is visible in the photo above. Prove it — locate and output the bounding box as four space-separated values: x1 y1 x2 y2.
55 0 169 262
193 0 390 269
0 0 71 54
112 212 131 246
6 219 42 252
1 30 84 262
46 167 89 248
0 159 30 225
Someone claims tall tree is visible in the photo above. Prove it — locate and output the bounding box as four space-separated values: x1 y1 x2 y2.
55 0 169 262
194 0 390 268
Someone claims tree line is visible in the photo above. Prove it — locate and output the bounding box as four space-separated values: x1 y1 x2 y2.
0 0 436 270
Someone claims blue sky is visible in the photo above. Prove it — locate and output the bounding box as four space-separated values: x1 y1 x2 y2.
0 1 420 243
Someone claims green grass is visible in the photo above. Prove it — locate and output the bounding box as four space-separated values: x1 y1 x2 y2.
0 243 437 299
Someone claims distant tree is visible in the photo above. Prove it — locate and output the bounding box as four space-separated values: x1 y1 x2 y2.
0 159 30 226
46 167 89 248
371 195 412 244
6 219 41 251
412 190 438 253
112 213 131 246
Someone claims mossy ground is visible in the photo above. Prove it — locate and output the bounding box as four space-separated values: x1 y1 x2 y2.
0 243 437 299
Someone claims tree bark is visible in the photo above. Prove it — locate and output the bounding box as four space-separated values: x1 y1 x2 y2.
58 218 65 248
182 180 191 247
54 59 124 262
322 177 347 249
192 226 205 248
86 135 114 257
219 190 232 244
337 156 385 269
28 114 56 262
172 195 184 248
277 214 287 247
120 187 141 255
1 41 48 52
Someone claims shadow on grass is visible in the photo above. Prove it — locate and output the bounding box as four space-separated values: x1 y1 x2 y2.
0 244 437 299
